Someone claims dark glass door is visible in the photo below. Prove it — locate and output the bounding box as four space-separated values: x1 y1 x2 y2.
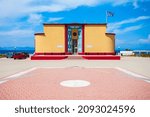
72 40 78 54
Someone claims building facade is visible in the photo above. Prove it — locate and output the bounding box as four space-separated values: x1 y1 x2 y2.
31 23 120 60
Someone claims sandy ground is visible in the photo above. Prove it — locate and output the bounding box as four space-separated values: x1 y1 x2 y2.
0 57 150 79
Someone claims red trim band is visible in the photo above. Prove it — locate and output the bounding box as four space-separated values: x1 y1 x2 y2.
82 25 85 54
82 55 120 60
65 25 68 54
35 53 66 55
31 55 68 60
84 52 115 55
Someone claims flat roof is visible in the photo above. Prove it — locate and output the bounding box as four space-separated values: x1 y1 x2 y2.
43 23 107 25
34 33 45 35
106 33 115 35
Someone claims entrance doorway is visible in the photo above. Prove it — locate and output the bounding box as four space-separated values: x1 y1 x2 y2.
72 40 78 54
67 25 82 55
72 29 78 54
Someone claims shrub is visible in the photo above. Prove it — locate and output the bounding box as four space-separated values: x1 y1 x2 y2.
0 54 6 58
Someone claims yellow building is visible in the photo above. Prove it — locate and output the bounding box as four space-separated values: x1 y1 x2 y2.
31 23 120 60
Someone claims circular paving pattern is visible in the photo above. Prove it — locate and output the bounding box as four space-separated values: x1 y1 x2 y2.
60 80 90 87
0 68 150 100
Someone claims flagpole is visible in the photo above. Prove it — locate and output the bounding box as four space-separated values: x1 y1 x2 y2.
106 11 108 24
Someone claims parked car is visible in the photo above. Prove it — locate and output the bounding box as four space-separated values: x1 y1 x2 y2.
22 52 29 58
13 53 27 59
5 52 15 58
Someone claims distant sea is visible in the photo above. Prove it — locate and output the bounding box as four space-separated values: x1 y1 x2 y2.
0 49 148 54
0 50 34 54
0 49 120 54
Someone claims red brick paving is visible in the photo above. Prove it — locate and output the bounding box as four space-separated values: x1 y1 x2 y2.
0 68 150 100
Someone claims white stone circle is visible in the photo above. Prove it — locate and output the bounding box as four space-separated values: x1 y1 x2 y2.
60 80 90 87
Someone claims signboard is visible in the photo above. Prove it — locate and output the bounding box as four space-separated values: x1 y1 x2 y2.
72 29 78 40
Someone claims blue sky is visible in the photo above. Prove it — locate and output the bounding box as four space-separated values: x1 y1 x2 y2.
0 0 150 50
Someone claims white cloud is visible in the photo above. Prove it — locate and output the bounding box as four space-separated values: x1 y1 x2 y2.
112 0 130 6
113 25 142 34
0 28 34 47
0 0 144 19
0 0 31 18
28 14 43 25
139 34 150 44
116 38 125 44
107 16 150 34
0 0 99 19
51 0 97 7
108 16 150 31
0 29 34 37
133 1 139 9
48 17 63 22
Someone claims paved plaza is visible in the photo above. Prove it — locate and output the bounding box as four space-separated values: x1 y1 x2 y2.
0 57 150 100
